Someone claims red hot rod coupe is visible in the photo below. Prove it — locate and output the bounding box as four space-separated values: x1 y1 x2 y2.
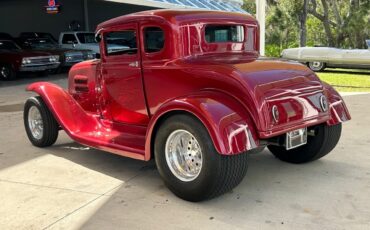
23 10 350 201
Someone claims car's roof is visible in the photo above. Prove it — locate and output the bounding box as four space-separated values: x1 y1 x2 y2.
97 9 256 31
0 33 13 39
20 32 51 34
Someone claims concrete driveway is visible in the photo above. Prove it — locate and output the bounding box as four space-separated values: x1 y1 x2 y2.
0 74 369 230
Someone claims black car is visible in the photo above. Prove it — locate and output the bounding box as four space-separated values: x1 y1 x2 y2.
0 32 14 40
17 34 95 72
19 32 58 43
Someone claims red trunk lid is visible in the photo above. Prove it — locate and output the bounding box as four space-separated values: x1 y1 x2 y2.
233 60 330 137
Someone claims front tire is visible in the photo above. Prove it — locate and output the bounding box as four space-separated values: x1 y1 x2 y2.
24 96 59 147
154 114 248 202
268 124 342 164
0 64 16 80
308 61 326 72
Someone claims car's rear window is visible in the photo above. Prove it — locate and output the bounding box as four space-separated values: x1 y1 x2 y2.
205 25 244 43
77 33 96 44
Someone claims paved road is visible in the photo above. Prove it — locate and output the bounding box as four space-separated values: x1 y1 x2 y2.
0 75 369 229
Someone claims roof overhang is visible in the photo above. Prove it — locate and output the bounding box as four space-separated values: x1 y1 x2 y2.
102 0 247 13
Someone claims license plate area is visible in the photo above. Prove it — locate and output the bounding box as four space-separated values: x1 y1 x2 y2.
286 128 307 150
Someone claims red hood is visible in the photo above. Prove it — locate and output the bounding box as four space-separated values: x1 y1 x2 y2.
233 60 329 135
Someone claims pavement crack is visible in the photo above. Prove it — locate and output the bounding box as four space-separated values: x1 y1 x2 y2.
42 182 124 230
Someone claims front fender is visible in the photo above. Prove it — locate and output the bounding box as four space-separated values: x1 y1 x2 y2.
145 91 259 160
26 82 99 135
323 82 351 125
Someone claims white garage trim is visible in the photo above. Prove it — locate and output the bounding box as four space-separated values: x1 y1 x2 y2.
256 0 266 56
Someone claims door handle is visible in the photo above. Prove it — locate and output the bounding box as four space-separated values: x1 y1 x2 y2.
128 61 139 67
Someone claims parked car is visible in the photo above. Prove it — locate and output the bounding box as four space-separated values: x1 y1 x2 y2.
59 31 100 54
17 36 95 72
59 31 128 55
0 32 14 40
23 10 350 201
19 32 58 43
281 41 370 71
0 40 60 80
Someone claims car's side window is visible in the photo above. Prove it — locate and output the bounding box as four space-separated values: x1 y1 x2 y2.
105 30 137 56
144 27 165 53
62 34 77 44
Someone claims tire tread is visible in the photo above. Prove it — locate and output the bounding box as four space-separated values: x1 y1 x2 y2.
268 124 342 164
24 96 59 147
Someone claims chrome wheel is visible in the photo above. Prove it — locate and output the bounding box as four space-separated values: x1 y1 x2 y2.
165 129 203 182
308 61 325 71
28 106 43 140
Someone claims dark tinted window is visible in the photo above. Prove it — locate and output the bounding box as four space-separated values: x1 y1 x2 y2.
20 33 57 43
24 38 56 49
76 33 96 44
205 25 244 43
62 34 77 44
144 27 165 53
105 30 137 56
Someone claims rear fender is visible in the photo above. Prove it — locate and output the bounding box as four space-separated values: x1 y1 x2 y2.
26 82 99 135
145 91 259 160
323 82 351 125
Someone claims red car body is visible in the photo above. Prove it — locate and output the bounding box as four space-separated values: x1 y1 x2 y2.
27 10 350 161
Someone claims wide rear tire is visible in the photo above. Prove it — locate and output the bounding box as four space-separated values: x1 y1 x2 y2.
154 114 248 202
268 124 342 164
24 96 59 147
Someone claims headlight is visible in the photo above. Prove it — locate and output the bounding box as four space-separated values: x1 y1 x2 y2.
22 58 32 65
65 56 73 61
49 55 59 62
86 52 95 59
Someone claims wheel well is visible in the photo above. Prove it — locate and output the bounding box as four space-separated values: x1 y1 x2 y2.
0 62 16 71
149 110 201 160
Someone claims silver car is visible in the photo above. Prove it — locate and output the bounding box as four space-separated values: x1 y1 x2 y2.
281 40 370 71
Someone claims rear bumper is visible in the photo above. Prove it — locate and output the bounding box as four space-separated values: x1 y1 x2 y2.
19 63 60 72
259 114 330 139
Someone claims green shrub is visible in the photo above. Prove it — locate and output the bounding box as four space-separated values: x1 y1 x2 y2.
265 44 283 57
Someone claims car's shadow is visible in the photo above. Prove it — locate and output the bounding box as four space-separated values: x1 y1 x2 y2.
324 69 370 76
0 72 67 88
48 137 350 201
45 135 353 228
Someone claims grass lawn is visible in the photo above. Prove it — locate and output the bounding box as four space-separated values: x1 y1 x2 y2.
317 68 370 92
